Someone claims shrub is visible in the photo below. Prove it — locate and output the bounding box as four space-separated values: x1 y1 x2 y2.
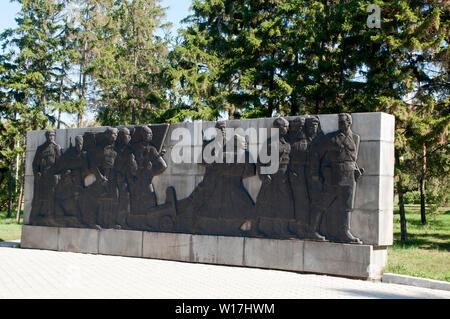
403 191 421 205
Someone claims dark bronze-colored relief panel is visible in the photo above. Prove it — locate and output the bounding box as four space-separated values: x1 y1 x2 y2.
28 114 365 244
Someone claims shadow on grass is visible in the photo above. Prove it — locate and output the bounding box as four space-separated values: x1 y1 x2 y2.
393 232 450 251
404 219 449 233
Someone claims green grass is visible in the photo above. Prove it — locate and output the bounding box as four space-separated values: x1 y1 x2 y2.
386 205 450 282
0 210 22 242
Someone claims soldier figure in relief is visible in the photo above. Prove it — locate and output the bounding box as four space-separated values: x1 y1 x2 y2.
256 117 295 238
30 130 62 226
310 113 364 244
81 127 119 229
286 117 310 237
303 116 328 241
190 121 257 236
128 125 167 215
52 135 88 226
114 127 138 227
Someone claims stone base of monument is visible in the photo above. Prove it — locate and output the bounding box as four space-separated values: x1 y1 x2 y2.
21 225 387 280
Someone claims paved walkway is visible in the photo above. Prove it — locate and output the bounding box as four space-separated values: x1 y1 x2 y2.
0 247 449 299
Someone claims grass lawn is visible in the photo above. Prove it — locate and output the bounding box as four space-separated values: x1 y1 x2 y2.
0 210 22 242
385 205 450 282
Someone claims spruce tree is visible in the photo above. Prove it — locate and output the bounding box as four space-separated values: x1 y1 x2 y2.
88 0 171 125
0 0 77 217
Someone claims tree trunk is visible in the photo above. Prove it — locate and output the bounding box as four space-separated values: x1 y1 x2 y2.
132 68 137 125
315 96 320 114
78 38 88 128
7 161 14 218
395 153 407 240
57 109 62 129
42 93 47 116
132 5 138 126
57 64 65 129
290 55 299 115
290 94 298 116
77 112 83 128
420 143 426 224
267 56 275 116
15 141 20 191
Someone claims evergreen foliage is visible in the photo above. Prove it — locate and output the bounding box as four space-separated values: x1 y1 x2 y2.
0 0 448 228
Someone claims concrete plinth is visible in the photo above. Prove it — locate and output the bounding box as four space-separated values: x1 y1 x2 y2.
20 226 387 280
21 225 59 251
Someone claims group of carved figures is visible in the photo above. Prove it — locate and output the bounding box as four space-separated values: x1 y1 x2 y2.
29 114 364 244
30 125 172 230
177 114 364 244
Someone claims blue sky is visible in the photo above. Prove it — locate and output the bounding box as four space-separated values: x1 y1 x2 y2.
0 0 192 34
160 0 193 32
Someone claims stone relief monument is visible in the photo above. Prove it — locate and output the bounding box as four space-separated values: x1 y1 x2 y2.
22 112 394 279
26 114 368 245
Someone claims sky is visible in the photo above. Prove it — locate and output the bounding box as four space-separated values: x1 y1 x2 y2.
0 0 193 34
159 0 193 33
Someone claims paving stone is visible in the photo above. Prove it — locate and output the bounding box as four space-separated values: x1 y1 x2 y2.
2 247 449 299
382 273 450 292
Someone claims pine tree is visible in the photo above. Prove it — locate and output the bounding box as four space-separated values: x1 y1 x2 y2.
88 0 171 125
0 0 77 218
355 1 449 224
69 0 111 128
168 0 291 120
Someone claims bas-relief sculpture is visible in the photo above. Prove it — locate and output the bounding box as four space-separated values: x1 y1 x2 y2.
28 114 365 244
30 130 62 225
176 121 257 236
